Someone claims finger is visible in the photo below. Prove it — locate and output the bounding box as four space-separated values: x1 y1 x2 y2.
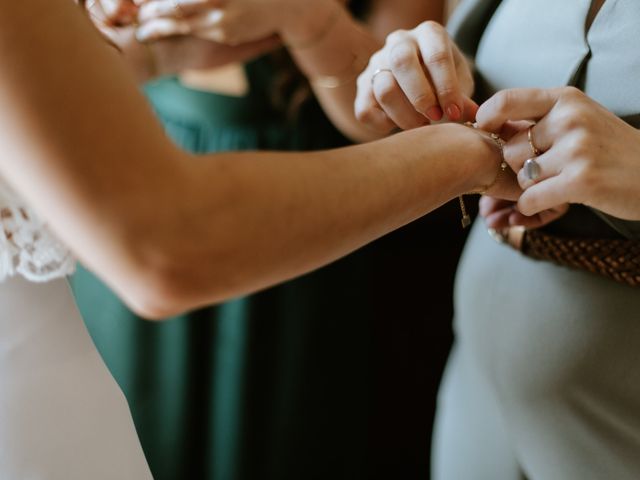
517 175 569 216
479 196 514 217
99 0 139 25
476 87 564 133
484 206 516 229
138 0 218 22
414 22 464 121
503 120 555 175
354 73 397 134
508 204 569 228
185 9 226 34
461 96 479 122
136 17 191 42
499 120 531 142
372 70 429 130
385 35 439 120
516 152 562 190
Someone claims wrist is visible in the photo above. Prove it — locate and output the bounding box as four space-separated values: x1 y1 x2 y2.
416 124 502 196
460 126 506 194
280 0 340 46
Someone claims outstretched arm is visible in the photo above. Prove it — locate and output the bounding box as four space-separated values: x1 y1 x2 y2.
0 0 515 318
130 0 449 142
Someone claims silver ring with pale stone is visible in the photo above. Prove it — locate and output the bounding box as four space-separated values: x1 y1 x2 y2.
523 158 542 181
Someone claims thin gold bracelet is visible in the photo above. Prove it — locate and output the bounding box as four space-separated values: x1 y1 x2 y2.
285 1 342 50
458 122 508 228
310 54 368 89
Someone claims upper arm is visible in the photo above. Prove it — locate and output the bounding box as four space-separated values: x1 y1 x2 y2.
364 0 447 41
0 0 187 309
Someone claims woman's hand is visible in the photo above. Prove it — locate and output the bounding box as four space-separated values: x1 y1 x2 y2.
354 21 476 134
134 0 301 45
89 0 139 25
445 124 521 202
477 87 640 221
85 0 280 82
479 195 569 230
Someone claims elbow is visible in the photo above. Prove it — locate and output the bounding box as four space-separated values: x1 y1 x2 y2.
118 270 194 321
108 246 207 321
114 248 232 321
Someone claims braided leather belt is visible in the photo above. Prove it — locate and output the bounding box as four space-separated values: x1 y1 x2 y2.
488 227 640 287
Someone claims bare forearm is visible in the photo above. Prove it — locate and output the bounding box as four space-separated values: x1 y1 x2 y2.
0 0 498 318
139 124 482 315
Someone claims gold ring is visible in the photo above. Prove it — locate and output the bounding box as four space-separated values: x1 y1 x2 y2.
171 0 185 18
371 68 392 86
527 125 541 156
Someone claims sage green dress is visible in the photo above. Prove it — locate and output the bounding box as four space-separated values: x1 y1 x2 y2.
71 54 465 479
433 1 640 479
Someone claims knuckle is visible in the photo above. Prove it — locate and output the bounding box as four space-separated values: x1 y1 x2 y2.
355 105 378 126
417 20 443 34
562 86 585 101
388 44 416 71
556 111 582 132
425 49 451 67
355 106 374 125
564 164 592 197
435 85 458 100
375 80 398 104
385 29 408 45
518 195 536 216
368 51 382 66
492 90 513 115
413 92 436 111
356 109 393 133
572 130 592 152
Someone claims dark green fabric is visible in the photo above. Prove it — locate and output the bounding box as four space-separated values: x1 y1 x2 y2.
72 54 464 480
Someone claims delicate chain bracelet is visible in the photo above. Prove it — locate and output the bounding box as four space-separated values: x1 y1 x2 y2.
458 122 508 228
310 54 368 89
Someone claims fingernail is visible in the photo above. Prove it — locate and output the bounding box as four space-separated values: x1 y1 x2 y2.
446 104 461 121
426 106 443 122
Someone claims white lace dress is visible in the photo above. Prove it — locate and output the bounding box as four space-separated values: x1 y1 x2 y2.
0 180 153 479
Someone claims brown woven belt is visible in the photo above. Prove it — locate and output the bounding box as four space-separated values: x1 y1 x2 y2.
488 227 640 287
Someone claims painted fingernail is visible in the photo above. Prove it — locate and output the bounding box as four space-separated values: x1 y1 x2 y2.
446 104 461 121
426 106 443 122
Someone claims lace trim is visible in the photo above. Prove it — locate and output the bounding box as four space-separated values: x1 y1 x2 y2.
0 184 75 283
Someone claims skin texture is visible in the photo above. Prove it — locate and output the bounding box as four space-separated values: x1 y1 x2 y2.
0 0 517 319
99 0 448 142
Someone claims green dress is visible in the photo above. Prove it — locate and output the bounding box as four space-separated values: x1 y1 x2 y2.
72 55 466 480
